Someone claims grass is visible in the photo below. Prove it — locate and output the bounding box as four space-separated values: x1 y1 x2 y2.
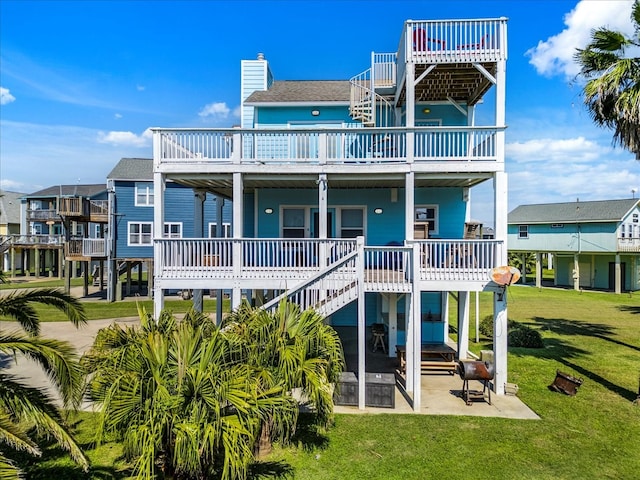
18 286 640 479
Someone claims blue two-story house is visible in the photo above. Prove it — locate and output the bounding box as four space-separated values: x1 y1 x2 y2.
106 158 232 301
150 17 510 411
508 198 640 293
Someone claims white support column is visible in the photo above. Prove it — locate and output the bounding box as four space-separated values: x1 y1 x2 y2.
153 171 166 319
412 252 422 411
441 292 450 340
520 253 527 285
318 174 328 269
573 254 580 291
406 61 416 163
493 290 508 395
356 236 366 410
193 189 206 313
457 291 470 360
232 172 243 309
405 172 415 241
615 254 622 294
475 291 480 344
535 253 542 288
216 196 224 324
405 292 414 392
388 293 398 358
494 172 508 265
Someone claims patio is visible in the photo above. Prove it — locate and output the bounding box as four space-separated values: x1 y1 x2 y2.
334 326 539 419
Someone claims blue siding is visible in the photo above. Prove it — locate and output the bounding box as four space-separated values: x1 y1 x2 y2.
250 187 467 242
114 181 231 259
256 106 354 126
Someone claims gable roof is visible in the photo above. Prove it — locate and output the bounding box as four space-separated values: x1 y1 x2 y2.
508 199 639 224
25 184 107 198
0 190 24 225
107 158 153 181
245 80 351 104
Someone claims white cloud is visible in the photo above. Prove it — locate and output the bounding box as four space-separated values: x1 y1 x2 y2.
114 113 123 119
97 128 152 147
526 0 635 79
507 137 605 163
0 87 16 105
198 102 231 118
136 84 145 91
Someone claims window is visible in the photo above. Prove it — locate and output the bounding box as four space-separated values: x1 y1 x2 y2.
633 214 638 223
551 224 564 228
163 222 183 238
518 225 529 239
282 208 306 238
208 222 232 238
414 206 438 237
135 182 154 206
128 222 152 245
340 208 364 238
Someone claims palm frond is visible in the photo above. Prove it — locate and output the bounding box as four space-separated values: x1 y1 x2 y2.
0 373 89 471
0 333 84 408
0 289 86 336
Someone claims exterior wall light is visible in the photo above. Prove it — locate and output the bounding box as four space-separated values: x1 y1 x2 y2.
422 108 431 114
264 208 274 214
374 208 383 214
311 110 320 116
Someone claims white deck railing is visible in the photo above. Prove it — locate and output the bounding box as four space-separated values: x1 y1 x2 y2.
156 238 500 286
415 239 502 282
4 234 64 246
83 238 107 257
154 126 503 165
618 237 640 252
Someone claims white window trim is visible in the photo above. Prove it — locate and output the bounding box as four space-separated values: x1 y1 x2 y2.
337 206 366 239
280 206 308 238
163 222 183 238
208 222 232 238
128 221 153 246
134 182 154 207
518 225 529 239
414 205 439 236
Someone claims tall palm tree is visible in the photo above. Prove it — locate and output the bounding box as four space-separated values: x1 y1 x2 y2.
82 307 297 480
222 300 345 456
0 273 89 478
574 0 640 159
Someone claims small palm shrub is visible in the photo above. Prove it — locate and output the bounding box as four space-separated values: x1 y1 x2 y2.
508 325 544 348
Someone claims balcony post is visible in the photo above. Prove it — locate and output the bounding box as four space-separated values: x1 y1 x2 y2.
356 236 366 410
456 291 470 360
493 291 508 395
153 170 166 319
232 172 243 309
192 189 206 313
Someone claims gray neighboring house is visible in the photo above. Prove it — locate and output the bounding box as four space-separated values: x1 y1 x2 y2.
508 199 640 293
1 190 25 271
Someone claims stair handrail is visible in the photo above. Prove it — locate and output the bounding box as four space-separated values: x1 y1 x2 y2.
349 69 395 127
261 248 360 313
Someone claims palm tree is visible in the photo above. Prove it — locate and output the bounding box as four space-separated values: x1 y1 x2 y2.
222 300 345 456
574 0 640 158
82 307 297 480
0 273 89 478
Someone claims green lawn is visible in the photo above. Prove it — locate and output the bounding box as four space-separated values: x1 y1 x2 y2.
18 286 640 479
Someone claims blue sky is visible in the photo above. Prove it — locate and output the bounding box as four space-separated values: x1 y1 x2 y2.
1 0 638 227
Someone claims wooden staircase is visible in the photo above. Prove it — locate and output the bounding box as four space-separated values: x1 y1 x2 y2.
262 249 360 317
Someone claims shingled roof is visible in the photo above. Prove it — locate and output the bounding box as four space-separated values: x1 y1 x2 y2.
107 158 153 181
508 199 639 224
245 80 351 104
0 190 24 226
26 184 107 198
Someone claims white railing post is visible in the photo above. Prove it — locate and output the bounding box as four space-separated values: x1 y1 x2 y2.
356 236 366 410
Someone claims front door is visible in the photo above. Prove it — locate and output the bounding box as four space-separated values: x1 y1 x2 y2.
608 262 626 291
311 209 334 238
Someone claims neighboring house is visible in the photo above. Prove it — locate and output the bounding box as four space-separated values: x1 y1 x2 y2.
0 190 24 272
4 185 108 287
508 199 640 293
106 158 232 301
151 18 509 411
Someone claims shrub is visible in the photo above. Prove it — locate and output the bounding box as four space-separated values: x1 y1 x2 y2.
508 325 544 348
479 315 517 338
